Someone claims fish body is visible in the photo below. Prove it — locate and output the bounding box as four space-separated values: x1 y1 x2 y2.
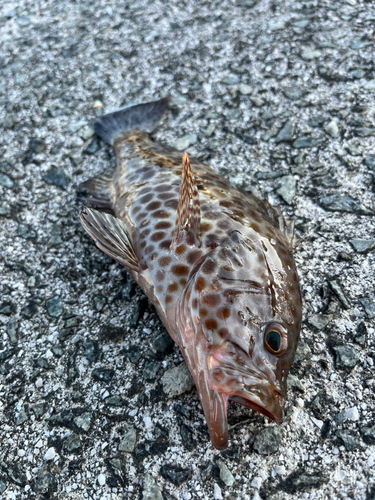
79 97 302 449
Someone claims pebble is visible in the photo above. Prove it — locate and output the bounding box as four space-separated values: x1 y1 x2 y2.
93 294 107 312
253 426 283 455
29 138 46 154
268 21 285 31
359 298 375 319
214 483 223 500
6 319 18 344
346 407 359 421
274 121 294 143
333 345 360 369
47 224 63 247
33 468 56 494
354 127 375 137
360 425 375 445
92 368 114 382
320 194 372 215
42 168 70 189
44 447 56 461
45 296 63 318
80 125 95 141
364 156 375 169
308 314 332 331
239 84 253 95
73 412 92 432
349 238 375 253
159 464 192 485
276 175 296 205
152 330 173 358
328 280 350 309
0 202 11 215
118 426 137 452
221 75 239 85
301 50 322 60
173 134 198 151
283 87 307 100
217 459 235 487
16 407 28 426
336 430 358 451
142 473 163 500
364 79 375 90
0 173 14 188
293 136 323 148
143 359 160 381
63 433 81 452
161 362 195 398
324 120 340 138
97 474 106 486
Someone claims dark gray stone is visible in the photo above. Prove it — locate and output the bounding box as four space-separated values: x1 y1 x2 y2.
47 224 63 247
292 136 324 148
292 474 323 489
92 368 114 382
143 359 160 381
118 426 137 452
73 412 92 432
51 345 63 357
29 138 46 154
161 362 195 398
82 341 100 362
15 407 28 426
124 345 143 363
0 301 16 315
93 294 107 312
255 170 285 180
159 464 192 485
3 114 16 129
217 459 235 486
84 137 101 155
360 425 375 445
43 168 70 189
30 402 47 418
276 175 296 204
253 426 283 455
307 314 332 331
360 298 375 319
152 330 173 358
355 127 375 137
45 296 63 317
328 280 350 309
0 480 5 493
336 430 358 451
63 433 81 452
283 87 307 100
6 319 18 344
0 173 14 188
274 121 294 143
33 468 56 494
294 341 311 363
18 224 37 239
179 423 195 451
320 194 373 215
0 202 11 215
104 395 127 407
349 238 375 253
142 473 163 500
332 345 360 369
364 156 375 169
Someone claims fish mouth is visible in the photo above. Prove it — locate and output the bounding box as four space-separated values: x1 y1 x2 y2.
206 341 284 448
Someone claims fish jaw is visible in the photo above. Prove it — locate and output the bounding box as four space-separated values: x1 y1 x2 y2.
208 340 285 424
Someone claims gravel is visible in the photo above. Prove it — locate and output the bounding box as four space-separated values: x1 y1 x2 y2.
1 0 374 499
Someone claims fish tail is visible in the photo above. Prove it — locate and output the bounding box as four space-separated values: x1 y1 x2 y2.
93 95 171 145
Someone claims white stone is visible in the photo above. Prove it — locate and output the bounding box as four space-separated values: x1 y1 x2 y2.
44 447 56 461
213 483 223 500
251 476 262 489
347 407 359 421
97 474 106 486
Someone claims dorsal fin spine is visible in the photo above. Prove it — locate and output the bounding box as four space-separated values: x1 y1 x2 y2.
171 153 201 250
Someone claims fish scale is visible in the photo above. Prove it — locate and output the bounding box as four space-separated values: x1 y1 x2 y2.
78 96 302 450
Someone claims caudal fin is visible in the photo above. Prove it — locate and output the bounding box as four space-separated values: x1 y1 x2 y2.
93 95 171 145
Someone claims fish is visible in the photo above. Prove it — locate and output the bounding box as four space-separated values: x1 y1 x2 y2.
78 96 302 450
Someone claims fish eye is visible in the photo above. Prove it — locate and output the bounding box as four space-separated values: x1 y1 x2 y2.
264 323 288 355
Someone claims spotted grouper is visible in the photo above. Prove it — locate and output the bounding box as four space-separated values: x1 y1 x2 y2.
78 96 302 450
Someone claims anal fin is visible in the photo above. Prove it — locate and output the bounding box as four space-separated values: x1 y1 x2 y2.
77 174 114 209
80 207 139 272
171 153 201 250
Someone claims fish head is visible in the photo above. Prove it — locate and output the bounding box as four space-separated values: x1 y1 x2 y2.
184 230 301 448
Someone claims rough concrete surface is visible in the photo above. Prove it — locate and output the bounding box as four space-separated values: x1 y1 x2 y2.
0 0 375 499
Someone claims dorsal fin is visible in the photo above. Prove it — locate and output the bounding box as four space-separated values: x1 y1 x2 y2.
170 153 201 250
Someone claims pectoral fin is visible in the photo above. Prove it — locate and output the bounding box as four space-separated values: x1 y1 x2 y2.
80 207 139 272
171 153 201 250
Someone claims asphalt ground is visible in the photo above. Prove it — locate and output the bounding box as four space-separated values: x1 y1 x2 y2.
0 0 374 499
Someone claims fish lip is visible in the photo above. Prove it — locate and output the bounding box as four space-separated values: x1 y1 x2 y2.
229 389 284 422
